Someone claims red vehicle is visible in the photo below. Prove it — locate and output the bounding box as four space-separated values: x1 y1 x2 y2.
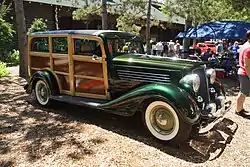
197 41 217 55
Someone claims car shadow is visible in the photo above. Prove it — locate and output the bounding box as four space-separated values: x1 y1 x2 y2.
25 97 238 163
0 77 238 164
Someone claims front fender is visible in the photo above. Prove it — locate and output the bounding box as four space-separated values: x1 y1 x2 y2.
24 70 59 95
99 84 200 124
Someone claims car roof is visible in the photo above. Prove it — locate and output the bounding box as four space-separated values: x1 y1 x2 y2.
30 30 139 39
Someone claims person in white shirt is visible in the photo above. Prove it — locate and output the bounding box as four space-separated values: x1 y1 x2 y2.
174 40 181 57
155 41 164 56
168 40 175 57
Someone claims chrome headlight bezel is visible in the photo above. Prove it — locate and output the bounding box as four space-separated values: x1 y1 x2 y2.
206 69 216 84
179 74 200 92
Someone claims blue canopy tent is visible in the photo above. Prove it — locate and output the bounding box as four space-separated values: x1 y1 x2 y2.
176 21 250 39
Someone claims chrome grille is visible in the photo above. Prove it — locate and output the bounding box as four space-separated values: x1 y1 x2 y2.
117 69 171 83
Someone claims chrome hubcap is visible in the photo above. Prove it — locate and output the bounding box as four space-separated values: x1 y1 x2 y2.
37 82 48 103
150 106 175 135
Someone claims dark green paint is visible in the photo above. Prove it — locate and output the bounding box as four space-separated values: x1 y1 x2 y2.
25 70 59 95
113 54 202 71
98 83 200 124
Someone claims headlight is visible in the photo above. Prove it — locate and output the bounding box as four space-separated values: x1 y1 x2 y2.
180 74 200 92
206 69 216 84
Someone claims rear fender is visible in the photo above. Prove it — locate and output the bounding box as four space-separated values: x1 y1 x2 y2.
24 70 60 95
99 84 200 124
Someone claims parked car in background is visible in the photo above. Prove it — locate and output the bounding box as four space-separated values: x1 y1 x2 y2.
197 41 217 55
24 30 231 144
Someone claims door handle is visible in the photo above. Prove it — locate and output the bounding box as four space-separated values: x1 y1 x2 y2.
92 54 99 60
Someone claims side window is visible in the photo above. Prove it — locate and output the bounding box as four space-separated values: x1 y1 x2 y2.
74 38 102 57
31 37 49 52
52 37 68 54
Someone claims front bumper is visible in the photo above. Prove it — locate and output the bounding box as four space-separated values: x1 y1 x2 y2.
198 95 232 134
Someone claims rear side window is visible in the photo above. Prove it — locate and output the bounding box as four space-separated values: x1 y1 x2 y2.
52 37 68 54
74 39 101 57
31 37 49 52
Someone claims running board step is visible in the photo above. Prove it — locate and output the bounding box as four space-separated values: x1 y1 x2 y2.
50 95 108 107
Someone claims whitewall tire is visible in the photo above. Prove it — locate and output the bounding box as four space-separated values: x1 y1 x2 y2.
35 80 51 106
143 101 192 143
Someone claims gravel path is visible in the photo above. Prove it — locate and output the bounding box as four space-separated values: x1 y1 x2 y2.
0 76 249 167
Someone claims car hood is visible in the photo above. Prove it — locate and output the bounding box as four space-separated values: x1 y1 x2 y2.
113 54 202 71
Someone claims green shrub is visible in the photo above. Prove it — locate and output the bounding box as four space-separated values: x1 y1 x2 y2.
28 18 48 34
0 18 15 59
0 61 10 77
4 49 20 65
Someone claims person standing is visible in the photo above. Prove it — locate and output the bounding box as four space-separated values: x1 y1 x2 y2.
168 40 175 57
163 42 169 57
217 40 223 54
231 41 240 59
236 30 250 118
155 41 163 56
174 40 181 57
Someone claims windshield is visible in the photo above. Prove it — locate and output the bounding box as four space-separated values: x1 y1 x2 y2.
107 37 144 57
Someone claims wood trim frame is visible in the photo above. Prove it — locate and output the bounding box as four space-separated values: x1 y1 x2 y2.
49 36 53 70
71 35 110 99
29 52 50 57
28 33 110 99
54 71 69 76
52 53 68 58
72 55 103 63
74 75 104 81
68 35 75 96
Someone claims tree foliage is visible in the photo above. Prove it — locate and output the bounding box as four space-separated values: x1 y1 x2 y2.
72 0 153 35
28 18 48 34
162 0 250 26
0 18 15 59
0 0 12 19
0 61 10 77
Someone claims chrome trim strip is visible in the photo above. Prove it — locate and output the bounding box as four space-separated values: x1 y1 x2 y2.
117 69 170 77
115 64 181 72
118 75 170 83
117 72 170 80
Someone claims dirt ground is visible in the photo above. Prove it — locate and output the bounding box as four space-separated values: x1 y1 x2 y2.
0 76 250 167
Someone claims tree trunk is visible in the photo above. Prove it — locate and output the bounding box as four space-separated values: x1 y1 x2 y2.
54 5 59 30
101 0 108 30
146 0 152 55
13 0 28 79
183 19 192 51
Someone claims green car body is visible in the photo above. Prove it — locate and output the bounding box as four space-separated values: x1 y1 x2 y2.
24 30 231 143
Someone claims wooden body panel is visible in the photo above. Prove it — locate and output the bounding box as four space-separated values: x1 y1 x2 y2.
28 34 109 100
53 58 69 73
30 56 50 69
74 61 103 78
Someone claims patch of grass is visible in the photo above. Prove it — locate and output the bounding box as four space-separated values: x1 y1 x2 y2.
0 61 10 77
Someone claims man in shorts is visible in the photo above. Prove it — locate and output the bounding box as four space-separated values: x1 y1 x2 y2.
236 30 250 118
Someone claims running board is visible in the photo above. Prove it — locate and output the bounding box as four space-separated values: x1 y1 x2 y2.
50 95 108 108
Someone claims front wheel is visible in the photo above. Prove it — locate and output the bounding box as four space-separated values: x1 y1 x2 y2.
34 80 51 106
143 101 192 144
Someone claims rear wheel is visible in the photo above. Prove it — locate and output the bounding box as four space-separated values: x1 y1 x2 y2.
34 80 51 106
143 101 192 144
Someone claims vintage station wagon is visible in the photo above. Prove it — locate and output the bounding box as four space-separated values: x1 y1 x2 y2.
24 30 231 144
